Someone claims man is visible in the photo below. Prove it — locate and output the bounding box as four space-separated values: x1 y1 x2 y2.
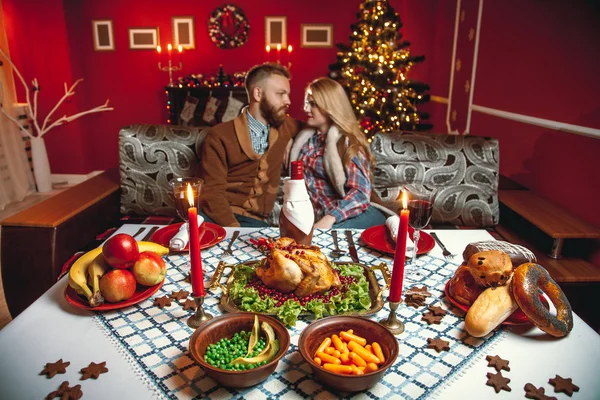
197 63 301 227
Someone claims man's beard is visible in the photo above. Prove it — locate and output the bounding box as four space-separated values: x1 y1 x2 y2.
259 96 287 128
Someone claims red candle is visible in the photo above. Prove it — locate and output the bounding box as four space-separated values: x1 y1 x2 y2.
276 44 281 64
266 45 271 62
187 184 204 296
157 45 162 63
178 45 183 64
287 45 292 68
167 43 172 63
389 192 409 302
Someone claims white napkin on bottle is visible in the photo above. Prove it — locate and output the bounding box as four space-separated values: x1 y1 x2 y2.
281 178 314 235
385 215 414 256
169 216 204 250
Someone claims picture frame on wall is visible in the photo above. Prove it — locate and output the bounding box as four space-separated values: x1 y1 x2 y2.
172 16 195 49
92 20 114 51
301 24 333 48
265 16 287 47
128 27 159 50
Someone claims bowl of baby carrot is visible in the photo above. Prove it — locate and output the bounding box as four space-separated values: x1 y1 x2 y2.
298 315 399 392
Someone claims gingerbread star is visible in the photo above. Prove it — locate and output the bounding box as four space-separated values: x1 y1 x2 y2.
80 361 108 380
421 312 443 325
427 337 450 353
549 375 579 396
68 384 83 400
524 383 557 400
428 304 447 316
407 286 432 297
153 296 172 308
40 359 70 378
45 381 82 400
182 298 197 311
486 371 511 393
45 381 70 400
170 290 190 301
486 355 510 372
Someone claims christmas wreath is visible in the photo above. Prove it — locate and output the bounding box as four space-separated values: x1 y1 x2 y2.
208 4 250 49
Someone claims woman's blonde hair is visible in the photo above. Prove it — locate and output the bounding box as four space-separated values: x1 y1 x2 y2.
306 77 374 170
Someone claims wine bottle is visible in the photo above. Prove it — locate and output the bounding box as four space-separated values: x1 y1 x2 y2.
279 161 315 245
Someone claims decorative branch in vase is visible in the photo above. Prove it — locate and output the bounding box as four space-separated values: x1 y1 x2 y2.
0 47 114 192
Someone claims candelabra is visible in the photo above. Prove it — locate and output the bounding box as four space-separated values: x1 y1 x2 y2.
158 59 183 87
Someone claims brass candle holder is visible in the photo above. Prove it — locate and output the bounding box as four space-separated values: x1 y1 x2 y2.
379 299 405 335
158 59 183 87
187 295 213 329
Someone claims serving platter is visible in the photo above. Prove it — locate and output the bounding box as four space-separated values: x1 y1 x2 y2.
208 261 391 318
65 281 163 311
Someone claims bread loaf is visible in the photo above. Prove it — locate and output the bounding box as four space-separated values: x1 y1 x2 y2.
463 241 536 266
464 278 518 337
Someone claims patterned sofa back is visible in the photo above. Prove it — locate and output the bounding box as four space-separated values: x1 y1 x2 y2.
370 131 499 227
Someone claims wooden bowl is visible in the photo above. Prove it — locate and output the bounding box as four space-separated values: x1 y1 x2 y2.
298 316 399 392
189 313 290 388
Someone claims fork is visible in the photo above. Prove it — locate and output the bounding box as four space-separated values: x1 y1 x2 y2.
219 230 240 259
430 232 456 260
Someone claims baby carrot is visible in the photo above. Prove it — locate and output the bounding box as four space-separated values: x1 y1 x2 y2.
340 331 367 346
365 344 374 354
354 368 365 376
313 357 322 366
323 363 353 375
316 337 332 355
325 347 335 355
348 341 381 364
316 351 341 365
365 362 378 373
331 334 345 352
340 352 350 364
332 349 341 359
349 352 367 367
372 342 385 363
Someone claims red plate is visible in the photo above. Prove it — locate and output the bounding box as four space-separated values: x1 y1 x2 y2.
360 225 435 255
443 280 549 325
150 222 226 252
64 280 163 311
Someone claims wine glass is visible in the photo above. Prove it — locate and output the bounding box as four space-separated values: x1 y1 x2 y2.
404 184 437 279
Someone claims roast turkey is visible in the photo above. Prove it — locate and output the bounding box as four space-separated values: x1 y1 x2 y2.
255 238 341 297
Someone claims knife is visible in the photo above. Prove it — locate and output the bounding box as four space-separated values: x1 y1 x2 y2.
344 230 360 264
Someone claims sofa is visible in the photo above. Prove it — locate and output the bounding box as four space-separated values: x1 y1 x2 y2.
119 124 500 228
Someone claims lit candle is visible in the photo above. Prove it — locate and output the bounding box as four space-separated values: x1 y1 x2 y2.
276 44 281 63
287 45 292 68
266 45 271 62
157 45 162 63
178 45 183 64
186 183 204 296
167 43 172 62
389 192 409 302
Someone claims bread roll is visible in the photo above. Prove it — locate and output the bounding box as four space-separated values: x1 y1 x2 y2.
467 250 513 287
464 277 518 337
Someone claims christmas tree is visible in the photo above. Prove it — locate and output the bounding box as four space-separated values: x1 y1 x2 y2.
329 0 432 139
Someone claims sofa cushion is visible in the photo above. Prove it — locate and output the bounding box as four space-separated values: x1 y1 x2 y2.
119 124 209 216
370 131 499 227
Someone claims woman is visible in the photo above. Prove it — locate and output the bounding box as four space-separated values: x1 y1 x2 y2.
288 77 390 229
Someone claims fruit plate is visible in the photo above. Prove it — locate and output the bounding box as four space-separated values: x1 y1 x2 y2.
150 222 226 252
64 281 163 311
443 280 549 325
360 225 435 255
208 261 390 318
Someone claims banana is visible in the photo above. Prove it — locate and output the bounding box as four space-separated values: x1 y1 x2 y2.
137 241 169 256
87 254 109 307
68 247 102 302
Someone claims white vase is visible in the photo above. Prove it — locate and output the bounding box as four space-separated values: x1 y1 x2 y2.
30 136 52 193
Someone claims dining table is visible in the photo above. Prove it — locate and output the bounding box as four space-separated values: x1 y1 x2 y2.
0 224 598 399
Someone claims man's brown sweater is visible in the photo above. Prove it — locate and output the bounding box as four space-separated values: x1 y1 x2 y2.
198 111 300 227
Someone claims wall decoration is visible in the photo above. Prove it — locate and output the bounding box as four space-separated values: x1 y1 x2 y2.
301 24 333 48
92 20 114 51
129 28 159 50
208 4 250 49
172 16 195 49
265 16 286 48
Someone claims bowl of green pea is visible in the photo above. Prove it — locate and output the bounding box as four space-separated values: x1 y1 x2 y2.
189 313 290 388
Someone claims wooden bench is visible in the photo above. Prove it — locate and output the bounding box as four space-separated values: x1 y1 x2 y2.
0 170 120 317
497 190 600 283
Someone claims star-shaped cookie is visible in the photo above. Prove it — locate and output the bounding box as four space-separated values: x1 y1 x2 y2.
549 375 579 396
421 312 443 325
45 381 82 400
40 359 70 378
524 383 557 400
170 290 190 301
427 304 447 316
486 371 511 393
407 286 432 297
427 337 450 353
182 298 197 311
80 361 108 380
486 355 510 372
153 296 172 308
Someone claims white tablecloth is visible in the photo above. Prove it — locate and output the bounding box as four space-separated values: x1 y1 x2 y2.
0 226 598 399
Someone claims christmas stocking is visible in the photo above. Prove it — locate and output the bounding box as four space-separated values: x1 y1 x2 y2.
180 95 199 125
202 94 221 125
221 91 244 122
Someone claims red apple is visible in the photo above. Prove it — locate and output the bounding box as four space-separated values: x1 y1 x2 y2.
99 269 137 303
132 251 167 286
102 233 139 269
